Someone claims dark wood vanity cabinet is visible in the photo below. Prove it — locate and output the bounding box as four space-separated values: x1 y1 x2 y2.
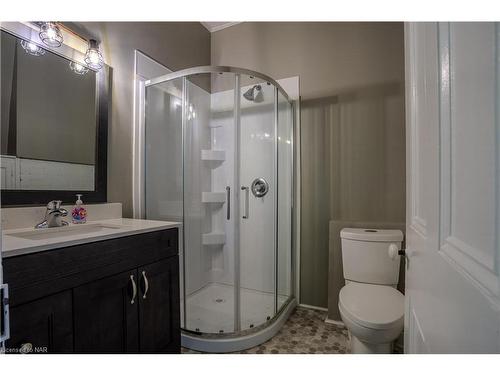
7 290 74 353
137 258 180 353
3 228 180 354
73 269 140 353
73 257 180 353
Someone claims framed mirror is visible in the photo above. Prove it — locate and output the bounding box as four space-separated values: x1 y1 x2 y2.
0 29 109 206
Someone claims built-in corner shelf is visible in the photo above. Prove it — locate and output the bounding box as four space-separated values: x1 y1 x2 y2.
202 232 226 246
202 192 226 203
209 123 223 129
201 150 226 161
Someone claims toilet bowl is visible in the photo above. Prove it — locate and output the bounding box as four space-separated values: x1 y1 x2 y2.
338 227 405 353
339 282 404 354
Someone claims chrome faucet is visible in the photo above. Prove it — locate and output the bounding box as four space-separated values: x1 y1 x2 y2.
35 200 69 229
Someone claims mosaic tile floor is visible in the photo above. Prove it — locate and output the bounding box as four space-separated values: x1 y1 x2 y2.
182 306 350 354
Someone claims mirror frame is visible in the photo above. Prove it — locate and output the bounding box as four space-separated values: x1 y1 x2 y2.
1 58 110 206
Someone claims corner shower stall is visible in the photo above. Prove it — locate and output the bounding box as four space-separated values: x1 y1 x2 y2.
143 66 295 352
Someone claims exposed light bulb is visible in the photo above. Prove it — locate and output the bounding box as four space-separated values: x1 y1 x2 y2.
47 28 56 39
20 40 46 56
39 22 63 48
69 61 89 75
84 39 104 70
89 51 99 64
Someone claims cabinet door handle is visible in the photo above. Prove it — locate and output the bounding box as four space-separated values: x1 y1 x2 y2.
141 271 149 299
130 275 137 305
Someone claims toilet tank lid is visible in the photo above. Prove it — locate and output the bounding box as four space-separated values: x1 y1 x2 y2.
340 228 403 242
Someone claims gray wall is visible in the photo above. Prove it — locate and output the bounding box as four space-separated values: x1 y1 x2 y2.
212 22 406 312
71 22 211 216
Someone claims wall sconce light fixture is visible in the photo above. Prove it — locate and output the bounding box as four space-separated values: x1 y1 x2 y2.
39 22 63 47
84 39 104 70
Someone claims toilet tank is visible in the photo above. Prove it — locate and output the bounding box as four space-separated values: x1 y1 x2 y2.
340 228 404 285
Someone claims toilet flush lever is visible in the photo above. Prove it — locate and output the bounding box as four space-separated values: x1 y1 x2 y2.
388 244 404 259
388 244 409 269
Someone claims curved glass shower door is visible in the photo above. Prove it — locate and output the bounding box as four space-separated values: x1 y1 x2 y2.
144 67 293 340
238 74 277 329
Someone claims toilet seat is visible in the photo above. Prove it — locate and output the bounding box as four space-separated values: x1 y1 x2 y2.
339 283 404 330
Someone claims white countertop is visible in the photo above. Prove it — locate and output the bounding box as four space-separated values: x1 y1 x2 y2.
2 218 181 258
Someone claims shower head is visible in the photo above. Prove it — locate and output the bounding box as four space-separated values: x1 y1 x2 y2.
243 84 263 102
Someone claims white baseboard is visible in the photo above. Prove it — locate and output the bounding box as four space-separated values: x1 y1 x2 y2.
298 303 328 312
324 318 345 328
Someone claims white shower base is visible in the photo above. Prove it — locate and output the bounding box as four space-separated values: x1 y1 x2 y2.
181 283 297 353
183 283 288 333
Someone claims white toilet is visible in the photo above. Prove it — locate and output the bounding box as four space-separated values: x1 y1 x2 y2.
338 228 404 354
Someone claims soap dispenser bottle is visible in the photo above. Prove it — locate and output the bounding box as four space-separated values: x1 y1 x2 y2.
72 194 87 224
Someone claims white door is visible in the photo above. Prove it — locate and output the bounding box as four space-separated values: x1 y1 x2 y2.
405 22 500 353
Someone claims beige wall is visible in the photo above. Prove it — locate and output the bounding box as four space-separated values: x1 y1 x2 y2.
71 22 211 216
212 22 404 100
212 22 406 312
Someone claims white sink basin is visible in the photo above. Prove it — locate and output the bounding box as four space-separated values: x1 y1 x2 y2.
8 223 126 241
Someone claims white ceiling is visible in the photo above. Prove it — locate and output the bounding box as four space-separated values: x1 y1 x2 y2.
200 22 240 33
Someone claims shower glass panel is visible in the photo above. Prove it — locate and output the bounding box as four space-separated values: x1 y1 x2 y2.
144 77 185 324
277 91 293 311
238 76 277 329
144 66 294 351
183 73 237 334
145 77 184 224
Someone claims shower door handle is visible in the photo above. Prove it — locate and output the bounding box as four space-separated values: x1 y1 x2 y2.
241 186 249 219
226 186 231 220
